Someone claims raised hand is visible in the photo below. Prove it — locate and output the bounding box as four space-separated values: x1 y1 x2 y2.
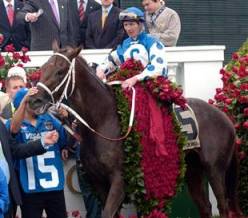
26 12 39 23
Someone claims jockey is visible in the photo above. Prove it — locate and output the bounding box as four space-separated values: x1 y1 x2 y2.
96 7 168 89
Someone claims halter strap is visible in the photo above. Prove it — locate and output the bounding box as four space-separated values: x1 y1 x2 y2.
54 52 71 64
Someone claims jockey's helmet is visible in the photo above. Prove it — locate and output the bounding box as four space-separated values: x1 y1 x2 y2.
119 7 145 23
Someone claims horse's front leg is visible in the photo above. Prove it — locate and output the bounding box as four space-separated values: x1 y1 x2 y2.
102 171 125 218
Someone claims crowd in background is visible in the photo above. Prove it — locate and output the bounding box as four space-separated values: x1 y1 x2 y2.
0 0 181 218
0 0 181 51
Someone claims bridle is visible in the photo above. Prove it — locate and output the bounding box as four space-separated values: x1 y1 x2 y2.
37 53 136 141
37 53 76 106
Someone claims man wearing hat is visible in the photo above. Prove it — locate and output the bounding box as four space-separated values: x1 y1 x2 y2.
0 66 26 119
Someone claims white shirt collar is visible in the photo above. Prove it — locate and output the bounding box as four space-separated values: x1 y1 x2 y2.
77 0 88 9
102 4 113 14
3 0 15 8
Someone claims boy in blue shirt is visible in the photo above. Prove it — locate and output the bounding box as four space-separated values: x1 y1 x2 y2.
7 88 68 218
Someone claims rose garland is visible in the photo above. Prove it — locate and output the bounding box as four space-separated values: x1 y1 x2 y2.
109 59 187 217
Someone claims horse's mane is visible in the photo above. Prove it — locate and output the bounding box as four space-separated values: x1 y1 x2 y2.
75 53 111 91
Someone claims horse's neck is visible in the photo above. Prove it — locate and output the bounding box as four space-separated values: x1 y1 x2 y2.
70 84 116 127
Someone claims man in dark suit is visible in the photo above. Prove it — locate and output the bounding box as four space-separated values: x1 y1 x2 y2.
0 120 59 218
0 0 30 51
85 0 124 49
16 0 76 51
69 0 101 47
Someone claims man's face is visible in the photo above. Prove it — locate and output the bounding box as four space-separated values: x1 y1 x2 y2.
142 0 160 14
101 0 114 7
123 21 141 38
6 79 25 99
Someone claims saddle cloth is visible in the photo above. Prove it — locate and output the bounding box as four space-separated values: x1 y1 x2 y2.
173 104 201 150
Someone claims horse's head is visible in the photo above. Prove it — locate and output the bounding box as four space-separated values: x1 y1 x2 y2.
29 41 81 114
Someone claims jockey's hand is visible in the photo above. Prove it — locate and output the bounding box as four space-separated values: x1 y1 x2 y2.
43 130 59 146
121 76 138 90
26 12 39 23
96 68 106 81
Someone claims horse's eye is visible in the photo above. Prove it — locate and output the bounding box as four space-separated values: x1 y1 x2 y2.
56 70 64 76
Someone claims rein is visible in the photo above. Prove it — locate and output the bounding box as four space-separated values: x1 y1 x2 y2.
37 53 135 141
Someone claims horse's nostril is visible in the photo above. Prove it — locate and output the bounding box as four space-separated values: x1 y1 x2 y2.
29 97 44 109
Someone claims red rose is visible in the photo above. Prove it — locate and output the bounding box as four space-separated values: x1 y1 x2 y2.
17 63 24 68
208 99 215 104
71 210 80 217
225 98 233 105
21 55 31 63
21 47 29 53
0 33 4 45
242 121 248 129
235 138 242 145
220 68 226 75
0 55 5 68
4 44 15 52
234 123 241 129
239 151 247 161
244 108 248 117
232 66 239 73
231 52 239 61
12 52 21 61
216 88 222 94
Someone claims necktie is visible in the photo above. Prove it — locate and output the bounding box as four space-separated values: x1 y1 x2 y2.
102 9 108 29
49 0 60 25
7 3 14 26
78 0 85 22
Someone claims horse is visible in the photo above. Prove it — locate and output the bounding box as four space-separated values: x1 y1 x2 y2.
28 44 241 218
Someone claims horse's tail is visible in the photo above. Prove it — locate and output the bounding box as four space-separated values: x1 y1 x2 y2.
225 149 242 216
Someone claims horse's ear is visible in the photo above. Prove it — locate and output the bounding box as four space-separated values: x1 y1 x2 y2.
74 46 82 57
52 40 60 52
68 46 82 59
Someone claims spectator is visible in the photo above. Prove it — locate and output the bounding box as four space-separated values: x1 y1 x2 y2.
0 66 26 119
0 92 10 116
0 0 30 51
7 87 68 218
0 119 58 218
96 7 168 89
69 0 101 47
16 0 76 51
142 0 181 46
85 0 124 49
0 166 9 218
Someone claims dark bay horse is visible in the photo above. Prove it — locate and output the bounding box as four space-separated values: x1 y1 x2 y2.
28 45 241 218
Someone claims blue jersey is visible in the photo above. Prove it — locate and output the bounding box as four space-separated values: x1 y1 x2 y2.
99 32 168 81
6 114 67 193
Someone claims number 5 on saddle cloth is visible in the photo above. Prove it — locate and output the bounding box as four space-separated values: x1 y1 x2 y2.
173 104 200 150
